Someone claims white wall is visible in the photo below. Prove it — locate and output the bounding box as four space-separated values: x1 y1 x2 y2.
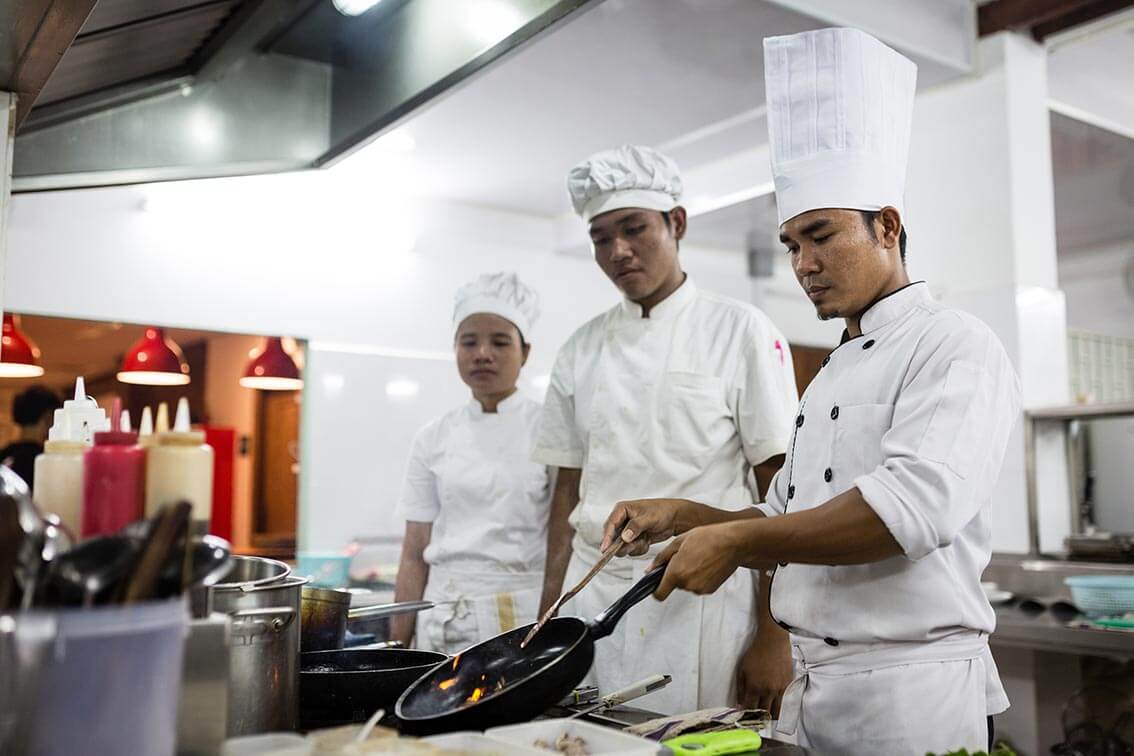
6 172 756 551
1059 240 1134 340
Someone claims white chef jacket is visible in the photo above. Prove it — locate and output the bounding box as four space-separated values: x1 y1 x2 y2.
534 276 799 712
398 392 552 653
756 282 1021 753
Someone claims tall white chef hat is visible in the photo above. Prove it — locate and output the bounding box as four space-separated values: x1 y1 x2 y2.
763 28 917 226
453 272 541 341
567 144 683 224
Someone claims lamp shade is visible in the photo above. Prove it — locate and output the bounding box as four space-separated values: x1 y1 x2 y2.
0 313 45 378
240 337 303 391
117 327 190 386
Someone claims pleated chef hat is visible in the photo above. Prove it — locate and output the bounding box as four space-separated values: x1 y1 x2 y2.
567 144 683 224
763 28 917 226
453 272 540 339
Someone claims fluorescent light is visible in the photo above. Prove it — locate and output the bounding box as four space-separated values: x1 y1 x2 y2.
385 379 420 399
333 0 382 16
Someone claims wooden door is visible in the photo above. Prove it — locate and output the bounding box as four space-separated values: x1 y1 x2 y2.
253 390 300 551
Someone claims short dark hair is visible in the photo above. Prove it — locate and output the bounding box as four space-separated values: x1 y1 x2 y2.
12 385 61 427
860 210 907 264
660 210 680 251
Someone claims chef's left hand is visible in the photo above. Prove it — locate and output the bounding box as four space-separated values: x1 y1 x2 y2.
735 632 792 716
651 523 742 600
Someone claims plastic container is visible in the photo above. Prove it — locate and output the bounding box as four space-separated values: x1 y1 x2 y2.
138 406 157 448
46 376 111 446
3 598 189 756
1065 575 1134 617
34 377 108 534
81 398 146 537
32 427 86 537
487 719 660 756
146 397 214 523
424 732 548 754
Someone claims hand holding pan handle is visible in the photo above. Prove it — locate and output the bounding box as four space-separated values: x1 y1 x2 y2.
587 565 667 640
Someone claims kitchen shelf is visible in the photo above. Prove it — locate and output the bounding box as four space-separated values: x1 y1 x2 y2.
1024 402 1134 557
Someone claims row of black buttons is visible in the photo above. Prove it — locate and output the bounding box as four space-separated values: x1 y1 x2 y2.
773 618 840 646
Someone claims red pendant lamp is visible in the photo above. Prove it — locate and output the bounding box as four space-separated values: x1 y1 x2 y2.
240 337 303 391
0 313 45 378
117 327 190 386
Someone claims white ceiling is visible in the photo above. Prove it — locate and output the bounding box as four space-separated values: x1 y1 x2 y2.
348 0 962 219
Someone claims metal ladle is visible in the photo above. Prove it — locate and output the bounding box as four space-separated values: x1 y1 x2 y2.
41 536 140 607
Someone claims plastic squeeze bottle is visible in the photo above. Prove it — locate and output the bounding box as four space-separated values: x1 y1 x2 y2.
137 406 157 449
81 398 146 537
145 397 214 525
34 377 110 536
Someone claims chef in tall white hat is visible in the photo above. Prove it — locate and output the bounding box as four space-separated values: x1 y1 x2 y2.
392 272 553 654
600 28 1022 754
533 144 800 713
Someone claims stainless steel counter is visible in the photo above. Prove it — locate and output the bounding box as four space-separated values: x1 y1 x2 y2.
992 604 1134 657
986 554 1134 657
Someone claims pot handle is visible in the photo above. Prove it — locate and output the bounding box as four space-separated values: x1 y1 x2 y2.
587 565 666 641
347 600 433 621
229 607 296 642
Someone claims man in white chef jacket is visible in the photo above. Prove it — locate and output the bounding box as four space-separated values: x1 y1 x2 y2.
533 144 800 714
602 29 1021 755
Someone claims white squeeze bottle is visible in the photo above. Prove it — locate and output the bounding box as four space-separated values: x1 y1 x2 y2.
145 397 214 526
33 377 110 536
138 406 157 449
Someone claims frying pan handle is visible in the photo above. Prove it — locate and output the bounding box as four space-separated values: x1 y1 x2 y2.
587 565 666 640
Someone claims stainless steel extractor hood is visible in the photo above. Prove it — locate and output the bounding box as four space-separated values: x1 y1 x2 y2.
9 0 595 191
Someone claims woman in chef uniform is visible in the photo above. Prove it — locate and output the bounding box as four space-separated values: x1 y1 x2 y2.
391 273 551 654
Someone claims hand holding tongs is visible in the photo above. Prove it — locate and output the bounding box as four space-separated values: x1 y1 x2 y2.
521 539 621 648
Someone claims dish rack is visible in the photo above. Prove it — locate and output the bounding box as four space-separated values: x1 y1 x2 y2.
1065 576 1134 617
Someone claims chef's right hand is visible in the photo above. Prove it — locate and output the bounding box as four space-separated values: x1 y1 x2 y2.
601 498 688 556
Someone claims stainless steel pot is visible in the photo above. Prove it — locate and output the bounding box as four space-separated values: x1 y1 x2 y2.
300 585 432 652
210 561 305 737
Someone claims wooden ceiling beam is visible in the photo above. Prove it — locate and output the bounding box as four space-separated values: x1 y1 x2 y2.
1031 0 1134 39
979 0 1100 36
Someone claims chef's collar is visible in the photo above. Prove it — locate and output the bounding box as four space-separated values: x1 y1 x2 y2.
468 390 523 416
618 275 697 321
858 281 930 335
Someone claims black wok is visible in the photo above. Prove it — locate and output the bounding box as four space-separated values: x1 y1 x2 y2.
395 565 665 735
299 648 447 730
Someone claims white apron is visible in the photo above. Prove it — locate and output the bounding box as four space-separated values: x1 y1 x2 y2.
775 632 993 755
416 566 543 655
560 542 756 716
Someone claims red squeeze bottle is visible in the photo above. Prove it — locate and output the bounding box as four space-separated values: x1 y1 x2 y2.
81 397 146 537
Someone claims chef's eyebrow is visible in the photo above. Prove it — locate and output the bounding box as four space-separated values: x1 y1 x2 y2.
779 218 831 243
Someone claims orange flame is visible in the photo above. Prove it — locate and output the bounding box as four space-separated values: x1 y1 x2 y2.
451 653 461 672
467 687 486 703
438 677 457 691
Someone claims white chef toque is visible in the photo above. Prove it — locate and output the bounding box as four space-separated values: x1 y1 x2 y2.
453 272 541 341
763 27 917 226
567 144 683 224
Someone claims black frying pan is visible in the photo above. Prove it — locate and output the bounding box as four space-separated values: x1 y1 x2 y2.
299 648 448 730
395 565 665 735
